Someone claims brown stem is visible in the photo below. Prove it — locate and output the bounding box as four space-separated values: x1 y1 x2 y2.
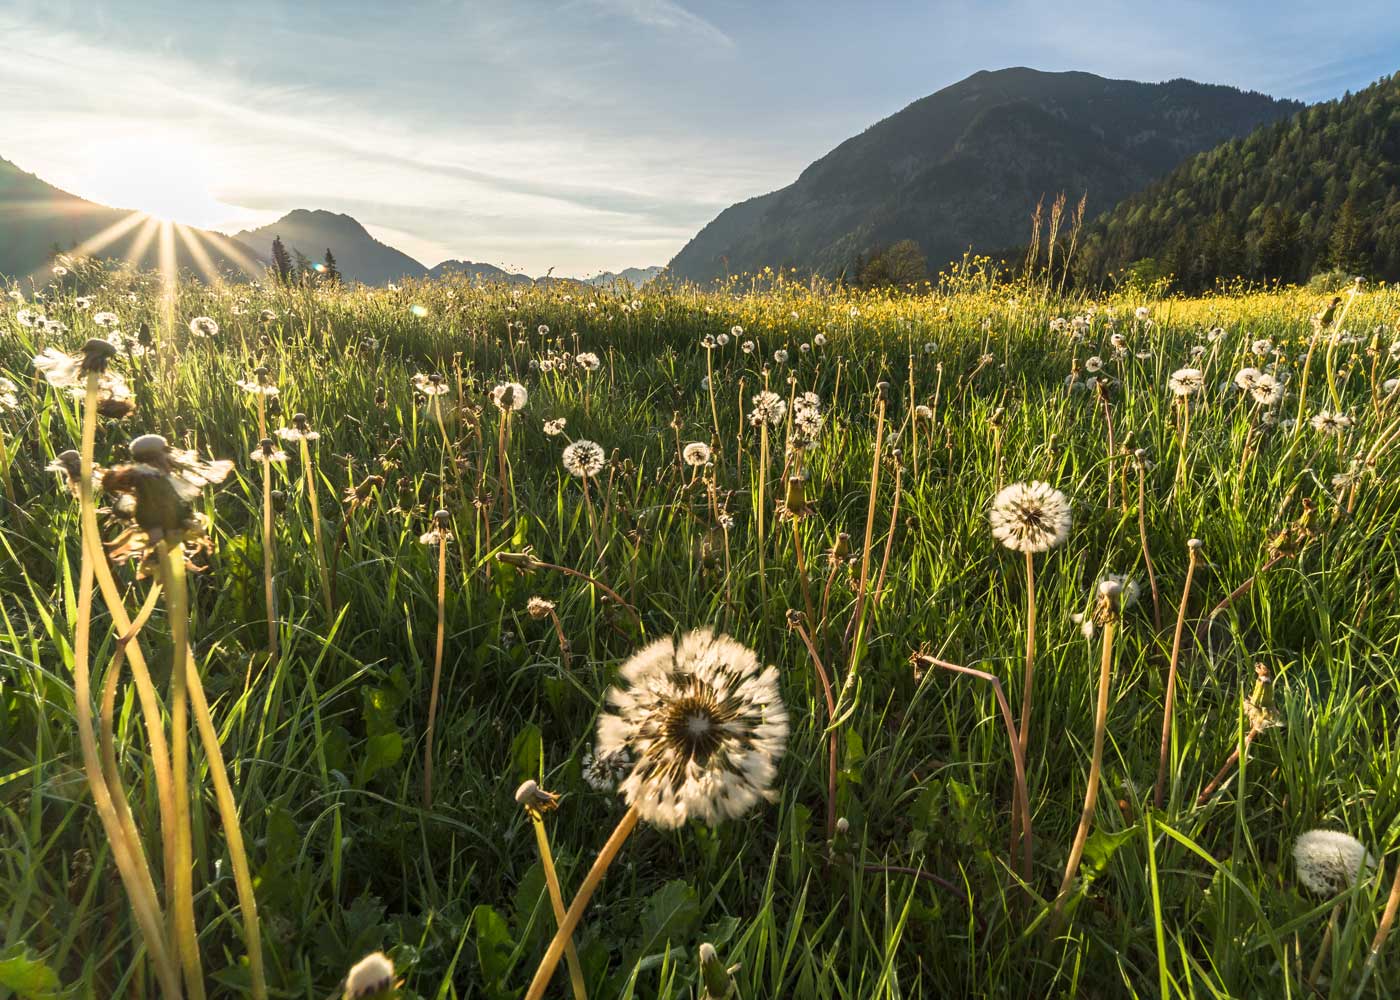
1155 542 1201 809
1195 729 1257 807
1196 552 1288 648
912 652 1032 883
1017 550 1037 759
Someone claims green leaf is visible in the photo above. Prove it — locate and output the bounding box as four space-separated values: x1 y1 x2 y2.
0 948 60 998
637 879 701 959
511 722 543 785
357 731 403 785
472 903 515 985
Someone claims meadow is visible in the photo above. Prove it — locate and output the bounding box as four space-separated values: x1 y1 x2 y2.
1 259 1399 998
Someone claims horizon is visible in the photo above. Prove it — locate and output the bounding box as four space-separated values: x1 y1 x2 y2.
2 0 1397 278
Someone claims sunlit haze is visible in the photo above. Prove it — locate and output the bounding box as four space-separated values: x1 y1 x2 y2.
2 0 1397 277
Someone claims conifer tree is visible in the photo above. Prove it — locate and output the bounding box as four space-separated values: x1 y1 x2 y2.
271 236 294 285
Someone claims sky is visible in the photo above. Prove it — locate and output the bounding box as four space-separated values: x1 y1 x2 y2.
1 0 1397 278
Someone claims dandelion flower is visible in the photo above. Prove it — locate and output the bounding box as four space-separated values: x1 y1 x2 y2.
595 628 788 829
741 341 754 354
989 481 1072 553
562 439 605 478
1168 368 1205 397
730 325 743 337
813 333 827 347
773 349 788 364
1085 356 1103 373
682 442 712 467
93 310 120 328
1293 830 1376 896
575 352 601 371
1234 367 1262 391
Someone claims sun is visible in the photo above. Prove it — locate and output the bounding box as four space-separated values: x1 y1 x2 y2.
78 132 231 229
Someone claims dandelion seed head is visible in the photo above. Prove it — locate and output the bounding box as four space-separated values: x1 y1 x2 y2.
343 951 395 1000
989 481 1072 553
491 381 528 411
1168 368 1205 396
682 441 713 467
1293 830 1375 896
596 628 788 829
562 439 605 477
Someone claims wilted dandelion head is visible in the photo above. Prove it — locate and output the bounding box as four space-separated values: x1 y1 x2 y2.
411 372 449 396
914 404 933 420
814 333 827 347
575 351 601 372
343 951 395 1000
93 310 120 328
989 481 1072 553
596 628 788 829
250 438 289 464
1310 411 1353 435
0 377 19 412
1085 355 1103 373
526 595 556 619
187 316 219 338
1168 368 1205 397
236 366 279 396
276 413 319 443
1293 830 1375 896
741 340 754 354
491 381 528 411
562 439 605 478
682 441 713 467
543 417 567 436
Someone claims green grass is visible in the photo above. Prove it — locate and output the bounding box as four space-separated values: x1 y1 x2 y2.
2 260 1399 998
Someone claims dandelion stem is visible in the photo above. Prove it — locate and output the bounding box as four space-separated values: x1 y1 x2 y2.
154 538 206 1000
74 373 182 999
1357 853 1400 998
789 614 837 840
1053 615 1118 924
171 555 268 1000
912 652 1032 883
298 438 334 617
1137 462 1162 630
1155 541 1201 810
1017 549 1037 760
1195 729 1257 806
524 805 641 1000
527 813 588 1000
423 527 448 809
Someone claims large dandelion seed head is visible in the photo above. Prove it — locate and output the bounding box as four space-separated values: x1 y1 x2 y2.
1168 367 1205 397
562 439 605 478
596 629 788 829
187 316 219 338
682 441 712 467
1310 410 1353 435
748 390 786 427
1249 373 1284 406
491 381 528 411
989 481 1072 553
1293 829 1375 896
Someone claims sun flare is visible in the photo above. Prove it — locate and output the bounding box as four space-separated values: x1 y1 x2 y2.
77 132 230 229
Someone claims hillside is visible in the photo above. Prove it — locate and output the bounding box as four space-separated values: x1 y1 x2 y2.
585 266 663 288
0 156 261 280
427 259 533 285
234 209 427 285
666 68 1301 284
1078 72 1400 290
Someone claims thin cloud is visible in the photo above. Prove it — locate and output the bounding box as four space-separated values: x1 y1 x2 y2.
582 0 735 49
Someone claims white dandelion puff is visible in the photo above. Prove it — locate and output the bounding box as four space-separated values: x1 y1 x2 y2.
989 481 1072 553
595 629 788 829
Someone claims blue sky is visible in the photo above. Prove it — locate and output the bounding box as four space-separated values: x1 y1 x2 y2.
1 0 1396 277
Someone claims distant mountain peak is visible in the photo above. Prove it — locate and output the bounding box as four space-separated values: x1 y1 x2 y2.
234 210 425 285
666 68 1302 284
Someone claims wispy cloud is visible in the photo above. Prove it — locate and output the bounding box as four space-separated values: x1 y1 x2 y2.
581 0 735 49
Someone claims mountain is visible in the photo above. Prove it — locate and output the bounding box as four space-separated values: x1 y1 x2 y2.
234 209 427 285
0 156 262 281
665 68 1303 284
1077 71 1400 290
585 266 663 288
427 259 533 285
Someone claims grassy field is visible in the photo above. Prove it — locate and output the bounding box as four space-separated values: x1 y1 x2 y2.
2 260 1399 998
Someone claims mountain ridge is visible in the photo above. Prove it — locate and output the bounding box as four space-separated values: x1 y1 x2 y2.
664 67 1303 284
